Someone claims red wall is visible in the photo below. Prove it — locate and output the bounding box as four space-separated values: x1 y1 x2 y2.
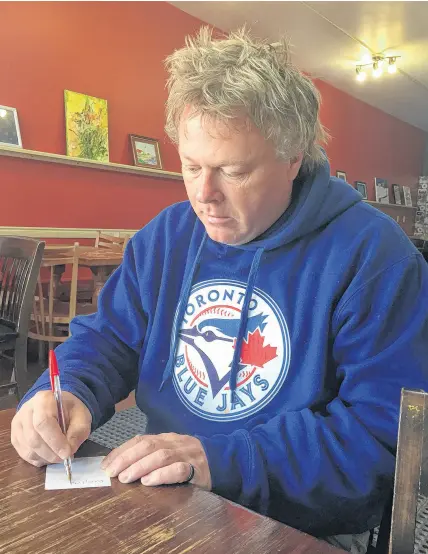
316 79 426 199
1 1 198 229
1 1 426 229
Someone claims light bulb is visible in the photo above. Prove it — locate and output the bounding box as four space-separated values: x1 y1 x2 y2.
0 109 7 118
372 62 383 78
356 68 366 82
356 66 366 81
388 58 397 74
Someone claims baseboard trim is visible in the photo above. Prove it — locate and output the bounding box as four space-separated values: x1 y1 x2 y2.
0 226 139 239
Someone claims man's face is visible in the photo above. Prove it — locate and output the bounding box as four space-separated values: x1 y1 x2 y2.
178 110 303 246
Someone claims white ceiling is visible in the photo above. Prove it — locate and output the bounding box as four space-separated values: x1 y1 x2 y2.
170 1 428 132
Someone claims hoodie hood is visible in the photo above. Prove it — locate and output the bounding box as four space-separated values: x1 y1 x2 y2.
236 156 363 252
159 156 363 392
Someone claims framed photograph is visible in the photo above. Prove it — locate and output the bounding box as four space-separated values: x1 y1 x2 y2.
375 178 389 204
130 134 162 169
392 184 402 205
403 185 413 207
355 181 368 199
0 105 22 148
336 170 347 181
64 90 109 161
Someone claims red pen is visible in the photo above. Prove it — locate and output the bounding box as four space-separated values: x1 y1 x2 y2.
49 350 73 484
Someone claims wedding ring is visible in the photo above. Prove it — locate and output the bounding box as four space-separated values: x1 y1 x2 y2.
184 463 195 483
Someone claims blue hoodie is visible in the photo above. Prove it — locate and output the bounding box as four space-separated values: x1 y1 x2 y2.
22 158 428 537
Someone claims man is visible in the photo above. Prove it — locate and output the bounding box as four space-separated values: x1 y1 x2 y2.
12 27 428 552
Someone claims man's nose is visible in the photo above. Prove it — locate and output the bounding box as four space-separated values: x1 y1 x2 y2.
196 171 224 203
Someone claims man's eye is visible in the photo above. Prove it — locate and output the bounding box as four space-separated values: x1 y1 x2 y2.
186 167 200 174
222 169 244 179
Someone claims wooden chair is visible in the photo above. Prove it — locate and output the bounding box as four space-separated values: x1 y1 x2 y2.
95 231 130 252
29 243 96 360
388 388 428 554
367 388 428 553
0 236 45 399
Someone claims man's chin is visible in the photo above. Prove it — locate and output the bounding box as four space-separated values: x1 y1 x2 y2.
204 226 251 246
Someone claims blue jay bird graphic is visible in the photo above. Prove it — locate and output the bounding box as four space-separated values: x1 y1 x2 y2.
178 313 268 398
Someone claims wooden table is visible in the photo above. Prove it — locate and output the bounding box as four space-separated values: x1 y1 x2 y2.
0 410 343 554
43 246 123 306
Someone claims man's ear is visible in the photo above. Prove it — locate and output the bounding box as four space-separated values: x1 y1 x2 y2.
289 152 304 180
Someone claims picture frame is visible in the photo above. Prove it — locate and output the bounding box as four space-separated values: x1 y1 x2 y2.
402 185 413 207
355 181 368 199
375 178 389 204
392 184 402 205
336 170 347 181
64 90 109 162
130 134 162 170
0 105 22 148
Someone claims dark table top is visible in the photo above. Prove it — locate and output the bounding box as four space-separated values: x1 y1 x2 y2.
0 409 343 553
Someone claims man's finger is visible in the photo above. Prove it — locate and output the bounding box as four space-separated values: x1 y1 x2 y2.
22 429 62 464
12 436 47 467
116 448 176 482
102 435 156 473
140 462 191 486
32 411 71 460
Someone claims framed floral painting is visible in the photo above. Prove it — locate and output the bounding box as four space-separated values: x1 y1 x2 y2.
64 90 109 162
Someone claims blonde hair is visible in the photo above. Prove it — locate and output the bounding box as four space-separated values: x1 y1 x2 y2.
164 26 328 172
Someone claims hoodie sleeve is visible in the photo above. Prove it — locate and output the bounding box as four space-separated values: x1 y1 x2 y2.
18 238 146 428
197 253 428 536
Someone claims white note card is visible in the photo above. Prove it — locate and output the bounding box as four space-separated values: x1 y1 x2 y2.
45 456 111 490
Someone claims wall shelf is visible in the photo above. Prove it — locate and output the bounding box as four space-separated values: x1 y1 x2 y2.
365 200 416 211
0 145 183 182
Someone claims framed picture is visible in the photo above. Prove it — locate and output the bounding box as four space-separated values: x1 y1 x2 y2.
64 90 109 162
392 184 402 205
0 105 22 148
130 134 162 169
355 181 368 199
402 186 413 207
375 178 389 204
336 170 347 181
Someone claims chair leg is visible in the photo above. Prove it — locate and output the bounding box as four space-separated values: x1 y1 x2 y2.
14 336 29 401
38 341 46 365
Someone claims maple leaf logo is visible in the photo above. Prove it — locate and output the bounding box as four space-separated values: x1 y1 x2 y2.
234 329 277 368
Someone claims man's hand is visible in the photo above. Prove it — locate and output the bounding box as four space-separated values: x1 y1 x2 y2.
101 433 212 489
11 390 92 467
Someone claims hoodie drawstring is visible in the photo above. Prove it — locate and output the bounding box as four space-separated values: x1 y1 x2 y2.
228 247 264 393
159 233 207 391
159 236 264 396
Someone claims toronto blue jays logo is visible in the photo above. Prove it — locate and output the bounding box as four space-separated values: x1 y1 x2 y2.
172 279 290 421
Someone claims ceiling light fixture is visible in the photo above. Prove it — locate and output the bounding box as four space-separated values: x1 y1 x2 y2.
355 54 401 82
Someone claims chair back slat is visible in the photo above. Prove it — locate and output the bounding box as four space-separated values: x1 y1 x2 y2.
0 258 13 323
8 258 30 324
11 258 29 323
95 231 130 252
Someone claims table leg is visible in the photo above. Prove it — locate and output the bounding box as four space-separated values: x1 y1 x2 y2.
52 264 66 299
90 266 115 307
